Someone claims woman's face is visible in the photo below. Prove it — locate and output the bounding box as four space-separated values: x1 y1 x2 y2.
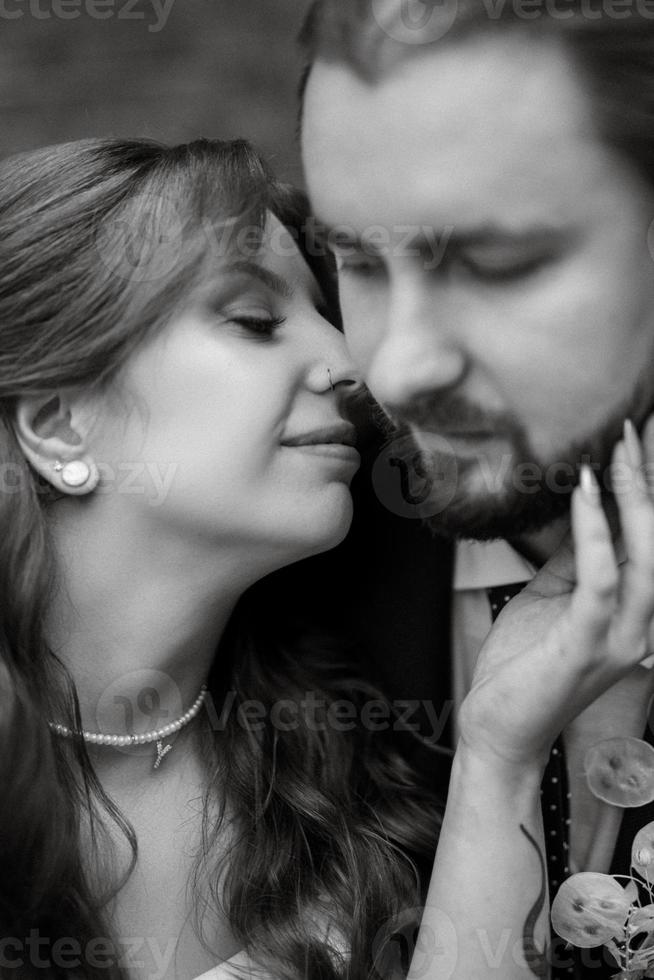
90 214 361 569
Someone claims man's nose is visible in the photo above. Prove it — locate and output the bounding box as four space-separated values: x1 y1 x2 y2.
366 306 468 413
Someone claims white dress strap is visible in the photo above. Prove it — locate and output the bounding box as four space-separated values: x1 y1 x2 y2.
193 950 274 980
193 908 347 979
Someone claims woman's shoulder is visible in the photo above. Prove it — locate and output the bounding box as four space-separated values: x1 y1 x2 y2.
193 910 348 980
193 950 274 980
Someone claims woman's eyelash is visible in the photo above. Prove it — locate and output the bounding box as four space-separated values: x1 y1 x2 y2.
230 315 286 335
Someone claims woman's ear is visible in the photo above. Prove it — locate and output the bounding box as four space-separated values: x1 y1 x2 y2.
13 393 100 496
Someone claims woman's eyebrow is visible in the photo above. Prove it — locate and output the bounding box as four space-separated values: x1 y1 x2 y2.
226 260 293 297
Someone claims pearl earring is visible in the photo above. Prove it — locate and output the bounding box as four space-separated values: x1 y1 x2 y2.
54 459 91 488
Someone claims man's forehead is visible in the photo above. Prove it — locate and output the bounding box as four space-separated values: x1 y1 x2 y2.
302 33 602 227
303 31 590 137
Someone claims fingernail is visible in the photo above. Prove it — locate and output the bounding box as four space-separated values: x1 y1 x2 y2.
644 415 654 457
624 418 644 469
580 463 601 503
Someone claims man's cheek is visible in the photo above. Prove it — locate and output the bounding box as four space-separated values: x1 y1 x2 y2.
342 324 377 376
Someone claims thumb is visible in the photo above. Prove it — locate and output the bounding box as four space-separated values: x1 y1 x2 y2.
526 529 576 598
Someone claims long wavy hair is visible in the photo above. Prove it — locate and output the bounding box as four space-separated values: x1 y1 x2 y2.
0 137 441 980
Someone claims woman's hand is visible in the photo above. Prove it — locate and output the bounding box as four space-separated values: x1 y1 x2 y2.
458 418 654 771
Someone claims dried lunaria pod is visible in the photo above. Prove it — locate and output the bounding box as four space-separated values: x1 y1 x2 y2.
551 739 654 976
585 737 654 808
632 823 654 883
550 873 631 948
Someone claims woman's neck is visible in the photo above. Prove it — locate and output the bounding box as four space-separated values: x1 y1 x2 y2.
45 497 262 767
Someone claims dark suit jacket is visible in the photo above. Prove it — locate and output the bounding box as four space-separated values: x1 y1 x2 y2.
263 417 455 795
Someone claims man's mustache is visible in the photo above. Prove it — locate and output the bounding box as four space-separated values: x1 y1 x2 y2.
388 392 517 437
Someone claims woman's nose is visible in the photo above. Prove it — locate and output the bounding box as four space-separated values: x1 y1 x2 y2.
306 331 363 394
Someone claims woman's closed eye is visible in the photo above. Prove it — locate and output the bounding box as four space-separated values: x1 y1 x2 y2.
228 313 287 337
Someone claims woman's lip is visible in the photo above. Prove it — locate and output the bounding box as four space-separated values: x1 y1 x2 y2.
281 425 357 448
281 443 361 463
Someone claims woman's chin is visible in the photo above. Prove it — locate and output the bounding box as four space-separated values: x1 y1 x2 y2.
319 502 354 551
287 489 354 559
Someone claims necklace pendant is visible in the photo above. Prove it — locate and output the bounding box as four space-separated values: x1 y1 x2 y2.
153 739 173 770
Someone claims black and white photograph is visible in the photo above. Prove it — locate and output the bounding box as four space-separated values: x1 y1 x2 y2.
3 2 654 978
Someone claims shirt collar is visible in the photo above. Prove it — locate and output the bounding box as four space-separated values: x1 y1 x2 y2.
453 538 537 591
454 538 654 668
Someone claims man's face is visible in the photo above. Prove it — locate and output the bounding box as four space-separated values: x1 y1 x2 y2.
301 32 654 538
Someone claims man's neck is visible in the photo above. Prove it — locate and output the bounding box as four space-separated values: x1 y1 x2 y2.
508 516 571 569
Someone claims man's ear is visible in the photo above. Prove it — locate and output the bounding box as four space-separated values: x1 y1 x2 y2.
13 393 100 496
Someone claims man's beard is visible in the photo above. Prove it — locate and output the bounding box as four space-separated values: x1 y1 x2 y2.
386 377 654 542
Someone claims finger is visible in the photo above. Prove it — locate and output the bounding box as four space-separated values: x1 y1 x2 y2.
642 414 654 500
612 431 654 654
536 530 576 593
567 465 618 643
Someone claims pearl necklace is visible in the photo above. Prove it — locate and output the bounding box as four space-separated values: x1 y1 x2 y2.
48 685 208 770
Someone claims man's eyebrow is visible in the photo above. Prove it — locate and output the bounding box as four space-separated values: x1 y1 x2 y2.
442 225 566 250
318 221 566 252
226 260 293 297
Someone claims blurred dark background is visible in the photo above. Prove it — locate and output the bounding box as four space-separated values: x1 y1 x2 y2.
0 0 311 185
